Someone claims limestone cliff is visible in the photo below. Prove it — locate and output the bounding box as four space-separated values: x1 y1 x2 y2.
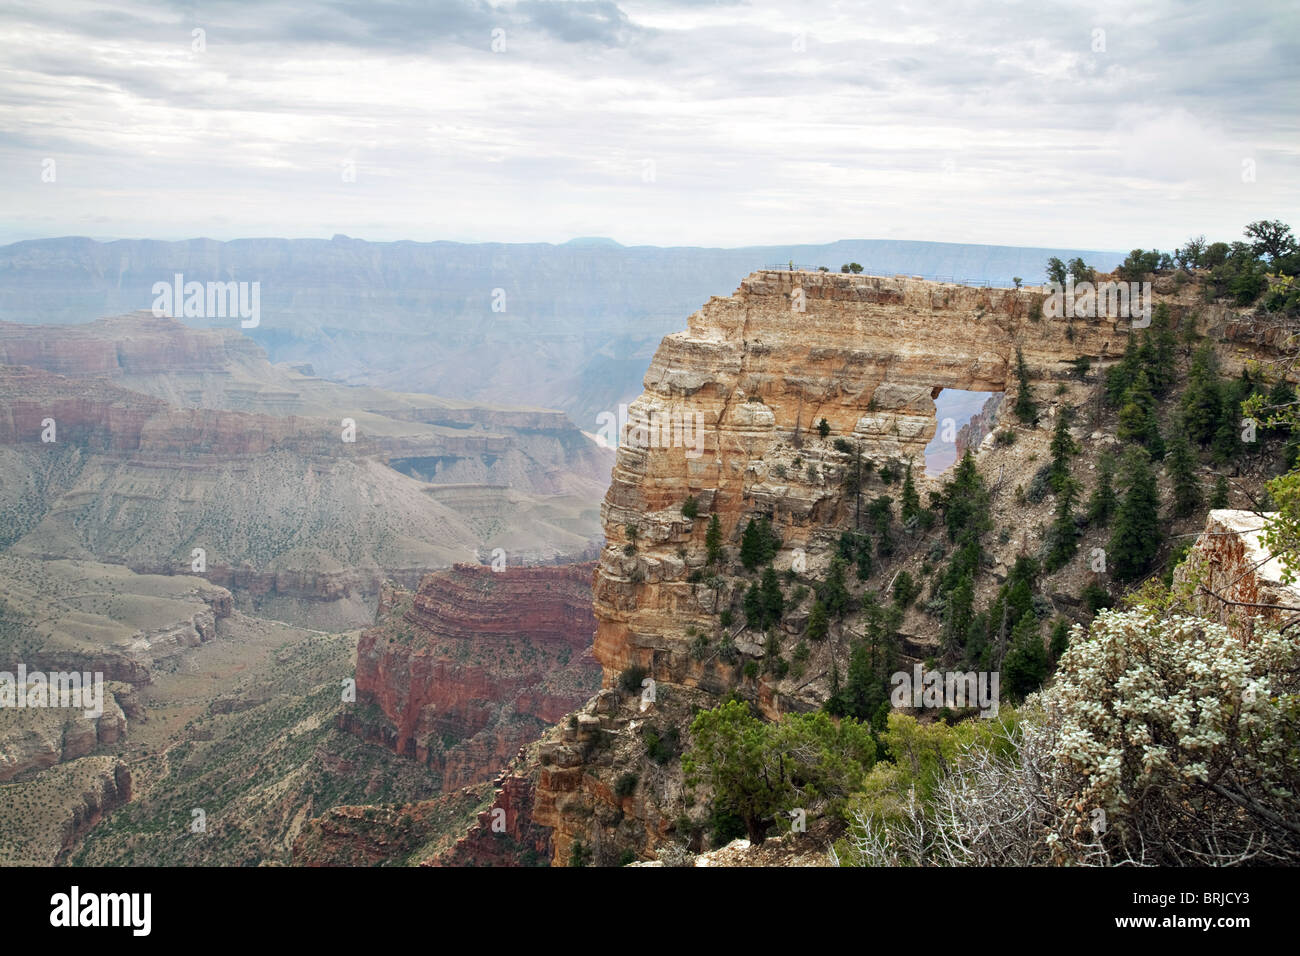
590 271 1123 693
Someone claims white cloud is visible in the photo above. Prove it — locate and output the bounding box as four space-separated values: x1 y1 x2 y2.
0 0 1295 249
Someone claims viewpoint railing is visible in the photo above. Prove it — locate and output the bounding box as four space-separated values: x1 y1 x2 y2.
760 264 1028 289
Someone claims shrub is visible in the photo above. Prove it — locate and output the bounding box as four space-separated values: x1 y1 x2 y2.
689 633 710 660
684 700 876 844
818 418 831 438
1080 582 1111 616
1025 463 1053 503
619 665 648 694
838 608 1300 866
681 496 699 520
614 773 639 798
645 726 681 765
569 841 592 867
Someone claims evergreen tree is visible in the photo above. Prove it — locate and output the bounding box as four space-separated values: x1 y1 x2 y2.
868 495 894 557
1105 335 1142 406
1109 447 1163 582
1212 372 1252 465
1086 451 1117 525
854 536 873 580
1182 344 1224 446
1165 427 1202 518
986 556 1038 664
705 514 723 565
806 598 829 641
1045 476 1081 571
819 556 851 619
1045 256 1067 286
739 516 779 570
1049 617 1070 659
1013 348 1037 423
744 582 763 628
900 459 922 526
1117 369 1164 459
759 566 784 627
1210 474 1230 509
942 575 974 655
942 451 991 542
1146 304 1177 396
1003 612 1048 698
1048 408 1079 493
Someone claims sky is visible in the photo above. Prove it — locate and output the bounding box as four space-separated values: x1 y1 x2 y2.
1 0 1297 250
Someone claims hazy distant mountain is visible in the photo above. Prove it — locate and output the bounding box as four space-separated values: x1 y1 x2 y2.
0 235 1123 429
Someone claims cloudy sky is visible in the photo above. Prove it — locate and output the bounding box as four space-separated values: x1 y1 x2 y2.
1 0 1296 249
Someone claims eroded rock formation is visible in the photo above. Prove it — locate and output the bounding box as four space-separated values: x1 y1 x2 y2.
1177 509 1300 637
343 564 601 790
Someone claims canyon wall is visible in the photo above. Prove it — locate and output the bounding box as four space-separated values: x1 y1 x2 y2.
343 564 601 790
591 270 1130 691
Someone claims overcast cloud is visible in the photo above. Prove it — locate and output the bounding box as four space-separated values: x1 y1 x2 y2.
1 0 1296 249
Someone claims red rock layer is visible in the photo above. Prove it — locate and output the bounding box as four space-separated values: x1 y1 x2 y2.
347 564 600 790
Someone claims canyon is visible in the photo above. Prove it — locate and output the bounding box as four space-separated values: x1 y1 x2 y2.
6 262 1293 868
0 236 1124 429
419 267 1292 866
342 563 600 790
0 314 608 627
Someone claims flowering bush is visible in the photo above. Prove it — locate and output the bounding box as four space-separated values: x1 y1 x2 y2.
836 608 1300 866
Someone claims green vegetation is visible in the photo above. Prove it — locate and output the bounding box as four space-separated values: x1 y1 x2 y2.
684 700 875 844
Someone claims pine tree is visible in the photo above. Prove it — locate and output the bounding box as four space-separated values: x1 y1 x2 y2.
868 495 894 557
1146 304 1177 395
1210 474 1230 509
1117 369 1164 460
943 451 991 542
1003 612 1048 698
1109 447 1162 582
739 517 779 570
1086 451 1117 525
1049 617 1070 659
1182 344 1223 446
1105 335 1142 406
744 582 763 628
900 459 922 526
1165 427 1202 518
806 598 828 641
942 575 974 655
854 536 872 581
1013 348 1037 423
759 566 784 627
1048 408 1079 493
819 556 851 618
1045 476 1081 571
705 514 723 565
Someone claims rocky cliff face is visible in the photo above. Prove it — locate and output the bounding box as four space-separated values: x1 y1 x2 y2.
512 269 1293 866
1176 509 1300 638
343 564 600 791
0 684 133 782
589 270 1125 692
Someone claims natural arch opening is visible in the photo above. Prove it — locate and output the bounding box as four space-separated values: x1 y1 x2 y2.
925 389 1004 475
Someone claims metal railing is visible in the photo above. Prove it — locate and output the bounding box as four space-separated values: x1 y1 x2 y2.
760 264 1028 289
